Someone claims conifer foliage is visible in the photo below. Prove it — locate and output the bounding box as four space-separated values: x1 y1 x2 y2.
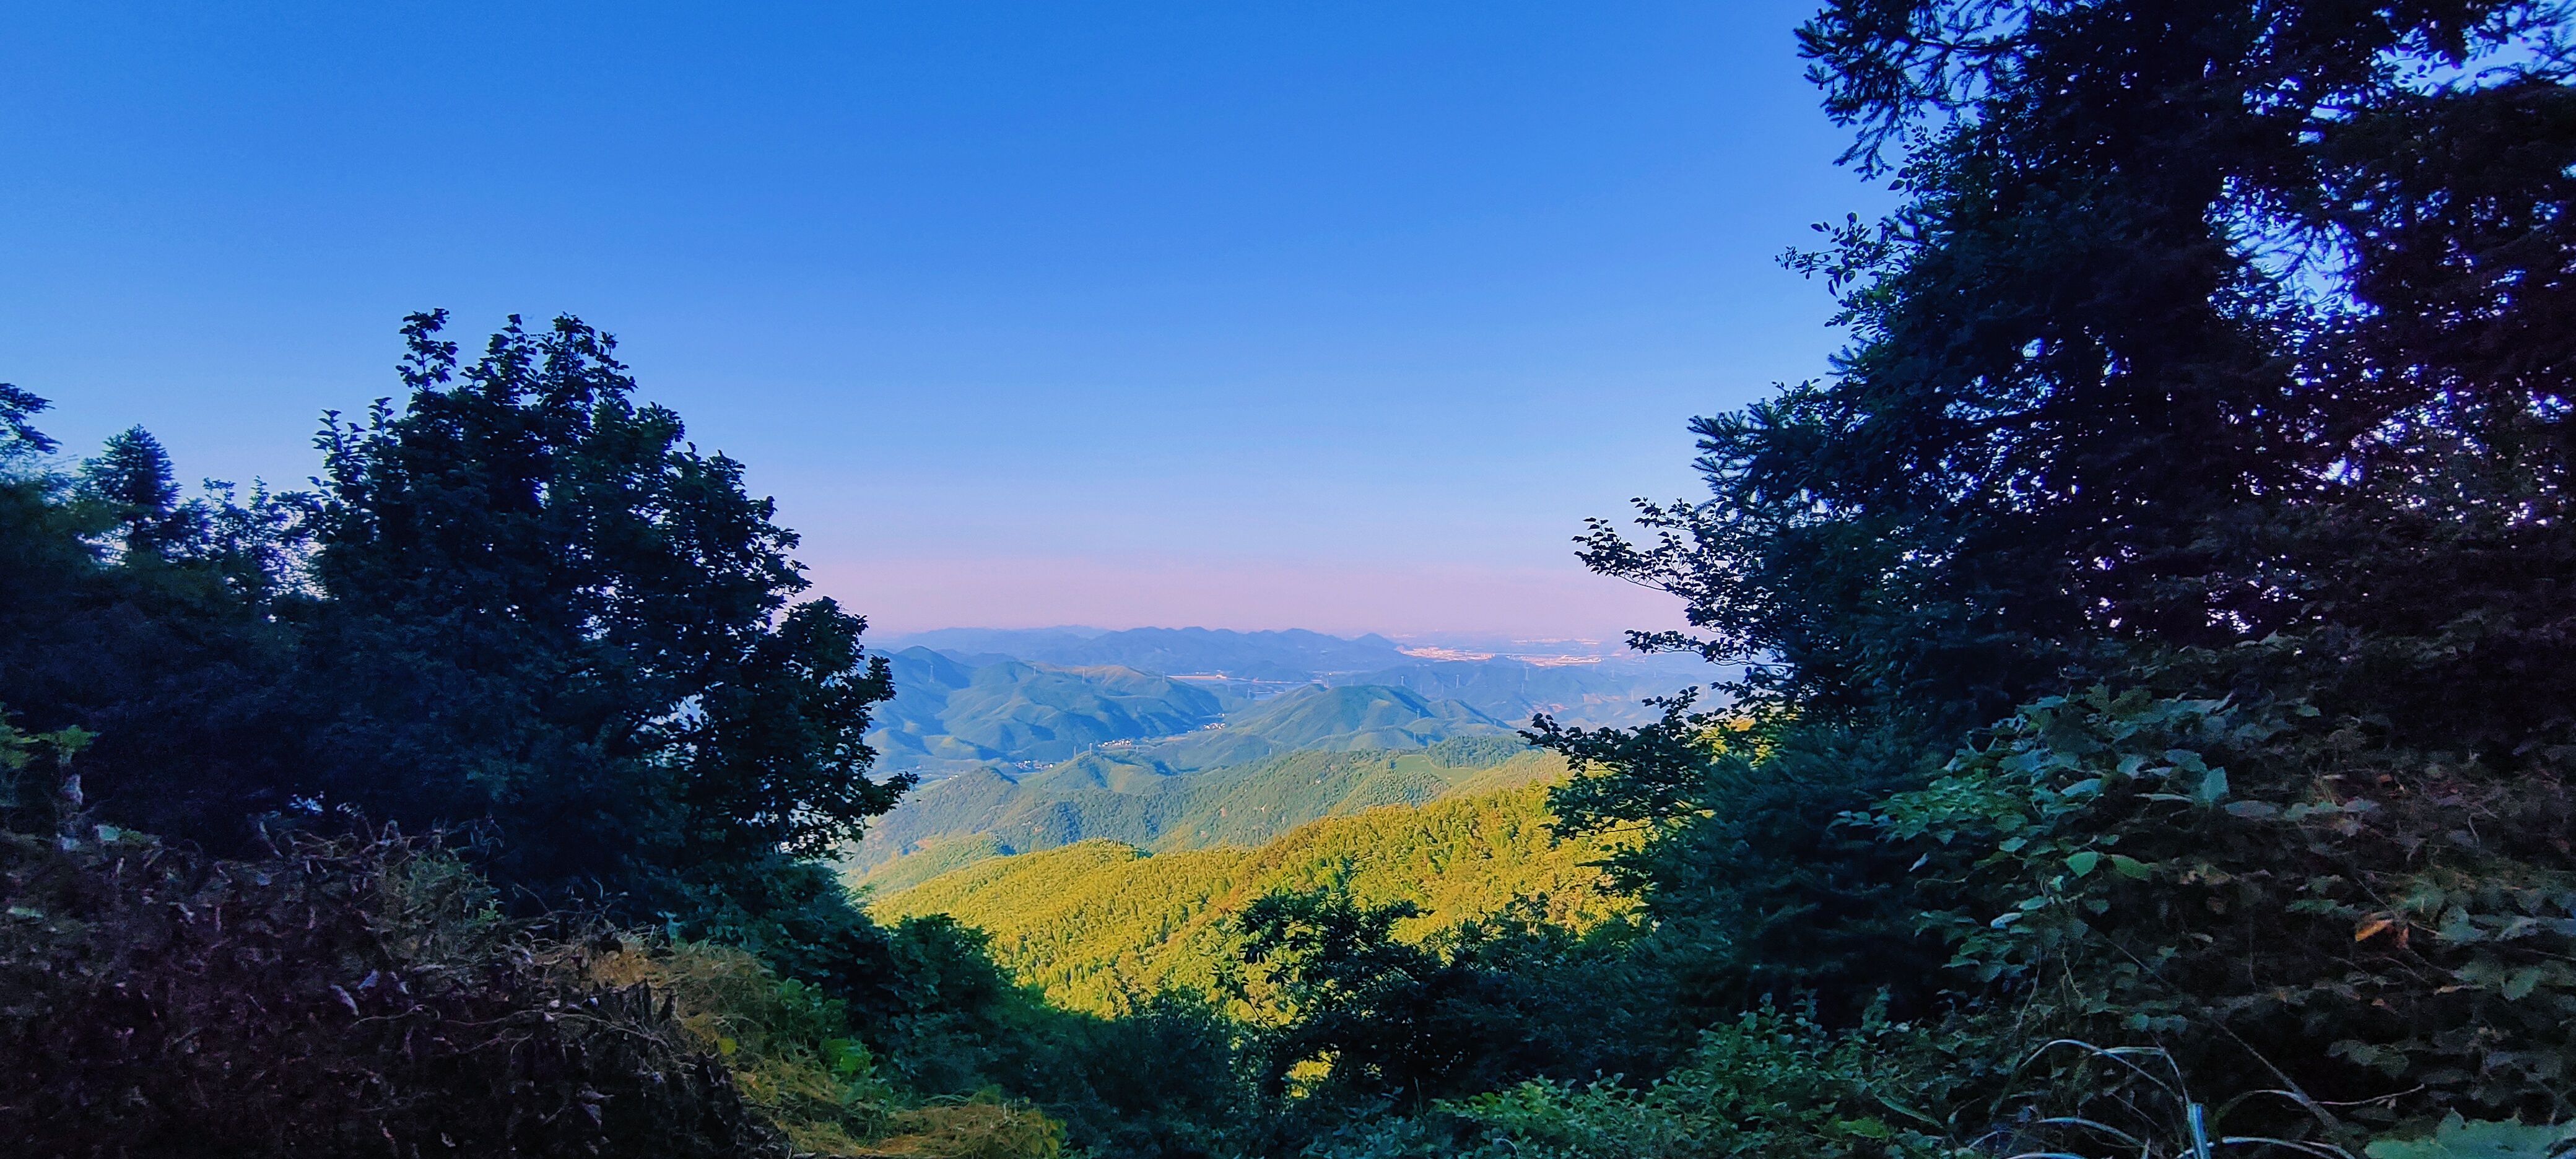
1589 0 2576 741
1541 0 2576 1143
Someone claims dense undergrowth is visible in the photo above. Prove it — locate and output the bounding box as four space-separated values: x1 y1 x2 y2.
0 822 795 1157
0 801 1286 1158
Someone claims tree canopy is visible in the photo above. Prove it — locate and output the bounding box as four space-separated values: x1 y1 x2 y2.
0 312 908 934
1544 0 2576 1137
1586 0 2576 743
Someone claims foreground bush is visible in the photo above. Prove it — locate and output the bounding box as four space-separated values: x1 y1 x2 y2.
0 823 786 1157
588 939 1064 1158
1302 1001 1974 1159
0 815 1078 1159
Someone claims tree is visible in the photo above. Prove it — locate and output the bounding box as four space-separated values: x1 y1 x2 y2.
1583 0 2575 744
2 312 910 943
1534 697 1947 1027
80 427 189 557
1230 885 1626 1116
298 311 909 922
0 394 308 844
1546 0 2576 1134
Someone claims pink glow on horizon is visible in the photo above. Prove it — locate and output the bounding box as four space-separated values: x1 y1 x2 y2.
801 554 1694 641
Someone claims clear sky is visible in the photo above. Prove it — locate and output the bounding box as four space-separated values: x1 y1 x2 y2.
2 1 1884 642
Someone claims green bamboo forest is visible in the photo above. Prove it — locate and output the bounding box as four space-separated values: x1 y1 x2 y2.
5 1 2574 1155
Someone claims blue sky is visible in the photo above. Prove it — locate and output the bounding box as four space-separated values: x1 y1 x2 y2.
2 1 1884 641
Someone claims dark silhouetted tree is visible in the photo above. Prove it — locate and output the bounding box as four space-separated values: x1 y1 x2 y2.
297 311 909 924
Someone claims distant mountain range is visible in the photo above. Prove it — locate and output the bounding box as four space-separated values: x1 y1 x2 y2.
880 626 1413 681
861 626 1717 776
867 649 1225 770
1142 684 1509 766
842 627 1713 896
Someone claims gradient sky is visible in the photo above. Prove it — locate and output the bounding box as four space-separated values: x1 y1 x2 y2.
2 1 1887 641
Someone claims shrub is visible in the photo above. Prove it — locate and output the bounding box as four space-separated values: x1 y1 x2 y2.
585 939 1068 1158
1302 999 1976 1159
0 823 786 1158
1864 686 2576 1129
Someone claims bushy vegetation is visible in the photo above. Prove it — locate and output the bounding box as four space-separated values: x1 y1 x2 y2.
0 815 793 1157
1303 1001 1973 1159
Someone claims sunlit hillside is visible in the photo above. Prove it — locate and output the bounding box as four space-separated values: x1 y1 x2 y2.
861 781 1631 1015
842 736 1565 877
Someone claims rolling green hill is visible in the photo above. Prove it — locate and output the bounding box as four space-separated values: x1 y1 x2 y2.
840 736 1564 879
860 781 1629 1015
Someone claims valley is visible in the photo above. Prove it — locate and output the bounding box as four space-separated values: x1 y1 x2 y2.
840 629 1643 1020
861 779 1630 1015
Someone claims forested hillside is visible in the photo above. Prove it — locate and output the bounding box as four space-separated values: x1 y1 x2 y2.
861 646 1521 777
842 736 1559 877
864 781 1628 1015
1144 685 1510 766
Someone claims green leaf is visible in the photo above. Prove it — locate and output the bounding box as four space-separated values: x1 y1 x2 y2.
2066 851 2101 877
2500 966 2543 1002
2364 1111 2576 1159
1834 1117 1894 1140
2108 854 2153 880
2194 768 2229 804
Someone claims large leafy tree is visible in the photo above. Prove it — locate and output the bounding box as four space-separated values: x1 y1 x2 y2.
2 314 909 938
299 311 908 917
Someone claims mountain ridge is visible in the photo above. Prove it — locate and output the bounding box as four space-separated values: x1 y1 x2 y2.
840 734 1563 880
862 627 1718 776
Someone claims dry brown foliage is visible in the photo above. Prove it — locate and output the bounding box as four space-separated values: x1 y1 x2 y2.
0 823 793 1158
